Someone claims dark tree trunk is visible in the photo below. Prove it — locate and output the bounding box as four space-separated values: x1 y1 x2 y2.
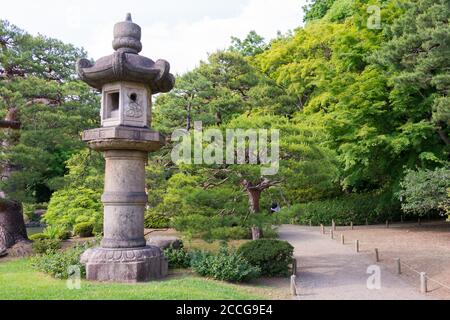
0 200 28 250
247 189 262 214
0 107 28 252
242 179 281 241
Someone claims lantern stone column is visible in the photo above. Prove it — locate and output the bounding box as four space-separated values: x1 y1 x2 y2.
76 14 175 283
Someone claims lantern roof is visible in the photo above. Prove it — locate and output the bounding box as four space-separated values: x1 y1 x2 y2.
76 14 175 94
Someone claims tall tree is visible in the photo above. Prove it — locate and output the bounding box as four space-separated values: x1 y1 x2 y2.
0 20 98 251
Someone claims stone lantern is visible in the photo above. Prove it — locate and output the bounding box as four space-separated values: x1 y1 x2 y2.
76 14 175 283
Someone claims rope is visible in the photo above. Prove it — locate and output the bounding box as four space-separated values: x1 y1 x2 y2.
400 261 450 291
316 225 450 293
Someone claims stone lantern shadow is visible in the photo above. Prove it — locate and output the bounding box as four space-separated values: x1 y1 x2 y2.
76 13 175 283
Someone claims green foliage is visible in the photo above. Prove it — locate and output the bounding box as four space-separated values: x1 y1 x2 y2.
43 225 71 240
171 214 244 240
400 166 450 217
303 0 337 22
210 227 250 241
73 222 94 238
43 187 102 231
230 31 268 57
31 244 88 279
144 211 171 229
31 239 61 255
281 191 401 225
164 243 192 269
0 20 100 204
191 245 261 282
29 233 50 241
237 240 294 277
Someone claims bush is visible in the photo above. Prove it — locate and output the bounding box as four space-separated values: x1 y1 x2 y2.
29 233 50 241
31 244 88 279
144 211 171 229
32 239 61 255
191 246 261 283
279 191 402 226
210 227 250 240
43 225 71 240
73 222 94 238
400 167 450 217
44 187 102 231
164 243 191 269
171 214 243 240
261 226 278 239
238 240 294 277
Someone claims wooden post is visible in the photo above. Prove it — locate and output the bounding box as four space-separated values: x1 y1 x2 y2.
350 222 353 230
420 272 427 294
355 240 359 253
386 220 390 228
332 219 336 231
290 275 297 296
341 234 345 245
374 248 380 262
292 259 297 276
395 258 402 275
330 229 334 240
321 224 325 235
309 220 312 227
366 218 369 226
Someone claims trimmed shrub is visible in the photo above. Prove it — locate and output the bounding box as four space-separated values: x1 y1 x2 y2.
32 239 61 255
44 187 102 231
164 243 191 269
31 244 87 279
73 222 94 238
29 233 50 241
279 192 401 226
191 246 261 282
144 211 171 229
238 240 294 277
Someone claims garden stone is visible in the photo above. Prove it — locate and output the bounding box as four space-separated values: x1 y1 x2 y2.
147 236 182 250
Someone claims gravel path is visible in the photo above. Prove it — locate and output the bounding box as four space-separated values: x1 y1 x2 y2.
278 225 429 300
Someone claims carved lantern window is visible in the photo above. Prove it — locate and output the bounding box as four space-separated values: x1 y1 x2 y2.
101 82 150 128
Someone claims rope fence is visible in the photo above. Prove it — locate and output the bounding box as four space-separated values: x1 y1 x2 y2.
311 222 450 295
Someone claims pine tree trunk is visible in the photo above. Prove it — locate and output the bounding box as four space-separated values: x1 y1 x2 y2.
0 108 28 252
0 200 28 250
247 189 261 214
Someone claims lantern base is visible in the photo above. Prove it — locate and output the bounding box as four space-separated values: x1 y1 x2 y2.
80 246 168 283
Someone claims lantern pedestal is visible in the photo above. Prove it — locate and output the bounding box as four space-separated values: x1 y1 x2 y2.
80 128 168 283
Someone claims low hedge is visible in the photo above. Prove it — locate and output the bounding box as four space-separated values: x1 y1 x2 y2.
191 246 261 282
237 240 294 277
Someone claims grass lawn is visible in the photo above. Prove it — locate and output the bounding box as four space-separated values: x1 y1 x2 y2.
0 258 265 300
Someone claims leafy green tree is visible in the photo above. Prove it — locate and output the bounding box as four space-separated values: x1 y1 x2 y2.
0 20 99 205
0 20 98 248
373 0 450 147
230 31 268 57
399 166 450 217
303 0 337 22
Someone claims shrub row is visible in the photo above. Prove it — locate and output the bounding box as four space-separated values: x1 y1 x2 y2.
276 192 402 226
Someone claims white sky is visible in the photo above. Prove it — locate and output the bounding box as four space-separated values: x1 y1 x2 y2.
1 0 306 75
